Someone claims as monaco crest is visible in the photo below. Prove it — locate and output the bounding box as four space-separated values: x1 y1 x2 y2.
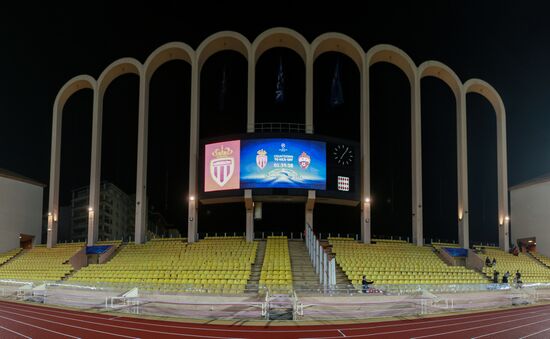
210 145 234 187
299 151 311 169
256 149 268 169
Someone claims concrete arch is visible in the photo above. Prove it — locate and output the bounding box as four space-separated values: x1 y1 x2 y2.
134 43 196 244
464 78 509 251
418 61 462 98
252 27 309 63
97 57 142 94
311 32 365 72
87 58 143 245
419 61 470 248
464 79 506 120
185 32 251 243
367 44 416 84
47 75 97 247
363 44 422 245
196 31 250 71
144 41 195 80
251 28 311 133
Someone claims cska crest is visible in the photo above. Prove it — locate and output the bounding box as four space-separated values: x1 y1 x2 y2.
210 145 234 187
256 149 268 170
298 151 311 169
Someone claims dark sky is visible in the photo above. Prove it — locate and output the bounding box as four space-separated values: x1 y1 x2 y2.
1 2 549 244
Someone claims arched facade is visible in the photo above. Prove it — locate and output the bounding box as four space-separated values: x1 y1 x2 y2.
464 78 509 251
47 28 509 251
418 61 469 248
47 75 96 247
365 45 421 245
136 42 195 244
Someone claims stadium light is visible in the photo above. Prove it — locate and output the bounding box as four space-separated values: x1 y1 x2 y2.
365 197 371 204
88 207 93 212
504 216 510 222
189 196 195 201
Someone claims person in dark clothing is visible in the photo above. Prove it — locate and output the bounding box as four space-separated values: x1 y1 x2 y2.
362 275 374 293
502 271 510 284
485 257 491 267
515 270 522 286
493 270 500 283
492 258 497 267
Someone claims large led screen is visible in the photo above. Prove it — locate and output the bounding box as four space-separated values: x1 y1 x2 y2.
240 139 326 189
204 138 326 192
204 140 241 192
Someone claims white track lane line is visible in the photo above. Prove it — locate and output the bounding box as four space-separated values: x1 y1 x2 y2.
471 317 550 338
520 325 550 338
0 325 32 338
301 310 549 339
0 303 245 339
0 313 80 338
337 329 346 336
0 308 137 339
409 312 550 339
2 300 548 335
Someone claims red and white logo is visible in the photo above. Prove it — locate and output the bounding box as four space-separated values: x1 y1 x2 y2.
298 151 311 170
337 176 350 191
210 146 234 187
256 149 268 169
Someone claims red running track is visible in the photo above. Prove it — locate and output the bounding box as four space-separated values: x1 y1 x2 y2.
0 300 550 338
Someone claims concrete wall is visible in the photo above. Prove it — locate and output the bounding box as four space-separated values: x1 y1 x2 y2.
0 176 43 252
511 180 550 257
69 246 88 271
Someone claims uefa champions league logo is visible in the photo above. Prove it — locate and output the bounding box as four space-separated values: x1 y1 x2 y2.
279 143 287 152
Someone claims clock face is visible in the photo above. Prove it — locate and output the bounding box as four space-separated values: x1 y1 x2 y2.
332 144 354 166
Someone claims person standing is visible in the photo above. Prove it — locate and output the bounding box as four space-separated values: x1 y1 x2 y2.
362 275 374 293
502 271 510 284
493 270 500 283
515 270 522 287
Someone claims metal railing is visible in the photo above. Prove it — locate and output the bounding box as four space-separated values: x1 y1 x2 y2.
254 122 306 133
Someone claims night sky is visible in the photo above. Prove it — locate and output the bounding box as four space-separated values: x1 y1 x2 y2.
1 2 549 244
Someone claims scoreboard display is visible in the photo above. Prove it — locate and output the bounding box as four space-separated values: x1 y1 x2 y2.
201 134 359 202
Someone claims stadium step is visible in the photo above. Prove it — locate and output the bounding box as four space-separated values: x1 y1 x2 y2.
247 240 266 291
288 240 320 290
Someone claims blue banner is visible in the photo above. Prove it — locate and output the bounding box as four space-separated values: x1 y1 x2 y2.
86 245 112 254
444 247 468 257
240 138 326 189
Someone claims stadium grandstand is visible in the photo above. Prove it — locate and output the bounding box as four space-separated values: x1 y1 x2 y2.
2 27 550 335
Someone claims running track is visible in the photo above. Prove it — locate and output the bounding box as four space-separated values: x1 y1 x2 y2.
0 300 550 338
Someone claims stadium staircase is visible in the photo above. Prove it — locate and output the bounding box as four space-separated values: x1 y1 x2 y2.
322 240 353 286
288 240 319 290
247 240 266 292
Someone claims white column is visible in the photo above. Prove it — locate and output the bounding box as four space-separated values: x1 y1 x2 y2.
305 57 313 134
135 74 149 244
245 189 254 242
306 190 315 229
88 89 103 246
362 199 371 244
47 103 63 248
361 61 371 244
457 90 469 249
497 106 509 252
318 245 323 282
247 52 255 133
187 60 200 243
411 74 423 246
